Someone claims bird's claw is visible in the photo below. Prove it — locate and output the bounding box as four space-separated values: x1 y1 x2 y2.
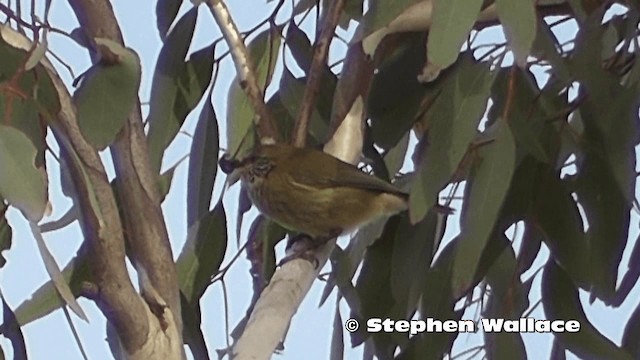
279 234 320 268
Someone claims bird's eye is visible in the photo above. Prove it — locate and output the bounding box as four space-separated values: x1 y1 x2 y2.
253 157 273 176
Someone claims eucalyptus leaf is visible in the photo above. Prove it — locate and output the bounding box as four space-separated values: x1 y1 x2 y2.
0 125 47 221
74 38 141 150
496 0 536 67
156 0 182 40
542 261 633 360
187 91 219 227
409 56 494 223
0 201 11 268
29 222 88 322
427 0 483 70
13 244 90 326
452 120 515 296
176 201 227 305
147 8 199 173
1 291 26 360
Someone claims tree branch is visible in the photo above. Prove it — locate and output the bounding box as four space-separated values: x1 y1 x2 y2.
0 25 148 353
66 0 183 351
206 0 280 144
292 0 346 148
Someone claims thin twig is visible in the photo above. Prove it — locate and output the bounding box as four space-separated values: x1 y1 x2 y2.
292 0 346 147
61 305 89 360
221 279 232 354
206 0 279 143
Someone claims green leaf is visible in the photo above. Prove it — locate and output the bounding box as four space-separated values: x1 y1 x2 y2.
227 26 281 156
564 12 638 302
284 23 338 117
74 38 141 150
0 125 47 221
53 127 106 231
13 244 90 326
330 299 344 360
576 150 631 301
24 36 47 71
542 260 632 360
390 212 439 314
399 239 462 360
368 32 432 151
484 236 527 359
279 68 329 143
246 215 286 290
0 201 11 268
427 0 484 70
146 8 199 173
496 0 536 66
187 91 218 227
516 223 543 275
383 132 409 178
1 291 26 360
158 163 177 203
622 303 640 358
180 293 210 360
531 17 572 85
30 222 87 322
320 218 387 308
0 34 61 122
489 67 551 163
452 119 515 295
531 168 591 288
286 23 314 73
550 337 567 360
614 233 640 306
356 0 423 41
351 217 402 356
156 0 182 40
176 201 227 305
409 56 494 223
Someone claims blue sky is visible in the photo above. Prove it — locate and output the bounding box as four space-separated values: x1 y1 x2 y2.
1 1 639 359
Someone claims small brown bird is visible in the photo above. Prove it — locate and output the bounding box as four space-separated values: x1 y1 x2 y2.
220 143 409 242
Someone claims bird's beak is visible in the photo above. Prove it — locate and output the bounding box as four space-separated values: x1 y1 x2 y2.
226 168 242 186
219 154 243 187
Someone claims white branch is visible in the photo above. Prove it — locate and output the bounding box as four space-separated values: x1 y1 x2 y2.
233 96 365 360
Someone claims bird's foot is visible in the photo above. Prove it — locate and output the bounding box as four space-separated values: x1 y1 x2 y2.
278 230 341 268
279 234 320 268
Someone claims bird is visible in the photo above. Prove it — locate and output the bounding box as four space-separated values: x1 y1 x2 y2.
219 143 448 263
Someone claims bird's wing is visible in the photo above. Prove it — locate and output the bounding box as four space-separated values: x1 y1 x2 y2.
288 149 407 196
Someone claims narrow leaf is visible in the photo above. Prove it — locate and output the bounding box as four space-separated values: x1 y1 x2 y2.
356 0 423 41
156 0 182 40
176 201 227 305
187 91 219 227
146 8 199 173
0 201 12 268
452 119 515 295
1 291 26 360
13 244 90 326
622 303 640 358
0 125 47 221
427 0 483 70
496 0 536 66
74 38 141 150
330 298 344 360
409 56 493 223
30 222 88 322
542 261 632 360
